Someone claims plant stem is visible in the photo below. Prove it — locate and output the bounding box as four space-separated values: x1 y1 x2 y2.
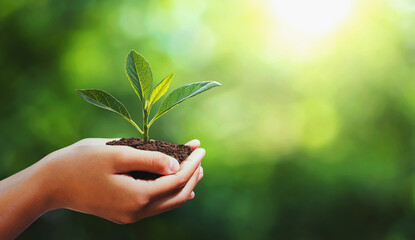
143 108 149 144
124 117 143 135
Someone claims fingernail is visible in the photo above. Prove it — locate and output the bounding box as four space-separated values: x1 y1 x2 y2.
169 158 180 172
197 166 204 181
188 191 195 200
196 148 206 158
190 139 200 146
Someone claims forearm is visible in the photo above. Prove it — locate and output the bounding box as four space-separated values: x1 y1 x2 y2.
0 162 53 240
0 138 204 238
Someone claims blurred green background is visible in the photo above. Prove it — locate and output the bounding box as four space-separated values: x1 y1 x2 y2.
1 0 415 239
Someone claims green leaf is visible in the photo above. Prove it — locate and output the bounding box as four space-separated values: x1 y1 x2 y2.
148 73 174 109
150 81 221 125
76 89 143 134
125 50 153 103
76 89 132 119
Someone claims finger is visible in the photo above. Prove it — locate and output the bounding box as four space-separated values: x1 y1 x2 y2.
146 148 205 197
73 138 119 146
197 166 203 182
144 165 201 216
188 191 195 200
185 139 200 150
109 146 180 175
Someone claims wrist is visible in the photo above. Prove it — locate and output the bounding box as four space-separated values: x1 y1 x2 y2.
0 162 57 240
29 160 62 213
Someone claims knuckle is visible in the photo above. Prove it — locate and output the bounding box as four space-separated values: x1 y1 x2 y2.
76 138 92 146
176 195 188 207
73 144 89 153
134 195 149 209
75 139 86 145
175 176 188 189
114 219 129 225
114 150 128 161
106 151 122 166
151 153 169 171
119 214 137 224
125 190 149 211
111 148 132 163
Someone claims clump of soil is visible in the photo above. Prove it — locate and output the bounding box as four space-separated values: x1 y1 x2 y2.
107 137 193 180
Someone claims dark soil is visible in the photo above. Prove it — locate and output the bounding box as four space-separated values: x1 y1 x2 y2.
106 137 193 180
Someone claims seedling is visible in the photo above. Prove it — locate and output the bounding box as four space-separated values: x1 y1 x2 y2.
76 50 221 144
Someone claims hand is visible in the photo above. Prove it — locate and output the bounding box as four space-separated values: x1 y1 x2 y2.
0 138 205 240
41 138 205 223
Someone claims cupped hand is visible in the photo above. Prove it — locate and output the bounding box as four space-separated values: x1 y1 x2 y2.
38 138 205 224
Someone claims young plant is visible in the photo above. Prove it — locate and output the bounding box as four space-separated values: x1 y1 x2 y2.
76 50 221 144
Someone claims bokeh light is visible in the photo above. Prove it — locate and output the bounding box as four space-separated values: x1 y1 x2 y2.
1 0 415 239
270 0 354 37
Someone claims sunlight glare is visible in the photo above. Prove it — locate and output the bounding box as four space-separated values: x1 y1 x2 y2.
271 0 354 37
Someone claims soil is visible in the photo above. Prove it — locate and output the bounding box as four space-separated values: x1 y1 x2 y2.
106 137 193 180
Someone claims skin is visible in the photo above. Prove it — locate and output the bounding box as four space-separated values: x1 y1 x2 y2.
0 138 204 240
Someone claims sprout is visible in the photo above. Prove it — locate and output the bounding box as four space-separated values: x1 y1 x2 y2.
76 50 221 144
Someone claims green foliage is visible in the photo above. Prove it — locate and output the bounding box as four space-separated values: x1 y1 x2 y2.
4 0 415 239
75 89 144 134
76 89 131 120
150 81 222 125
148 73 174 109
125 50 153 103
76 50 221 143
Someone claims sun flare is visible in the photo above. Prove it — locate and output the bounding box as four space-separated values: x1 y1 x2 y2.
271 0 355 37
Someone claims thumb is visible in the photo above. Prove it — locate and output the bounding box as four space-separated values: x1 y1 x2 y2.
110 146 180 175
